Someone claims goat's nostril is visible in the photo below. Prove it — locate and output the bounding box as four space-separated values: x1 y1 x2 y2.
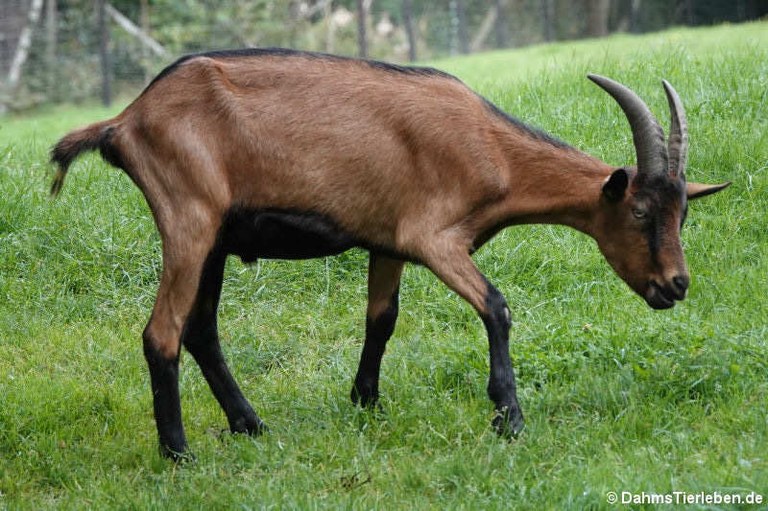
672 275 689 295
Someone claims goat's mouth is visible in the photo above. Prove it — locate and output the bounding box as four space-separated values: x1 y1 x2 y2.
645 281 679 310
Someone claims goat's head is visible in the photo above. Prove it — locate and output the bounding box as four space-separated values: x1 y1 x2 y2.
587 75 729 309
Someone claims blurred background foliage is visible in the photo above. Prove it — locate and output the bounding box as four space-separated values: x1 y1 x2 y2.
1 0 766 111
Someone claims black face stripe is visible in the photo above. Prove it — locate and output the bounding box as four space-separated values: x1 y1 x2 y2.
644 216 662 265
636 177 687 265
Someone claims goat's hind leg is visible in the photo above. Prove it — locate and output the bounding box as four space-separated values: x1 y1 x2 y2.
143 234 216 461
182 249 265 437
143 227 262 461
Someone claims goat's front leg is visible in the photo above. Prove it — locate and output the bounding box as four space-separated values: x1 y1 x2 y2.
420 242 524 438
351 254 405 407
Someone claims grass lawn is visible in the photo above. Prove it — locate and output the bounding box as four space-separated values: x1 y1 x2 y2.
1 22 766 510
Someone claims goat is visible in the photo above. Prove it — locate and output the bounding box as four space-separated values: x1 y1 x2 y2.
50 48 729 460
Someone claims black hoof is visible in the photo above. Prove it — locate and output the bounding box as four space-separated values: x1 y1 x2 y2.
159 444 196 464
350 386 379 409
230 416 268 436
491 407 525 439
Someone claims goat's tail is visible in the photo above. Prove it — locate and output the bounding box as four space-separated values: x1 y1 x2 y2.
50 119 119 197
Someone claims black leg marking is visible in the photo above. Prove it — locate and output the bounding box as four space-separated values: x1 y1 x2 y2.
481 282 524 438
351 255 404 408
182 250 266 436
351 289 399 407
417 245 525 439
143 335 190 461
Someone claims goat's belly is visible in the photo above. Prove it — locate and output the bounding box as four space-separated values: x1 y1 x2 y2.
221 208 358 261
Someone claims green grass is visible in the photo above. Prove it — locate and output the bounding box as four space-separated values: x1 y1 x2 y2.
1 22 767 510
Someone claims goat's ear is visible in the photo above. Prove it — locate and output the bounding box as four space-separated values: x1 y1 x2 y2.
687 181 731 200
602 168 629 202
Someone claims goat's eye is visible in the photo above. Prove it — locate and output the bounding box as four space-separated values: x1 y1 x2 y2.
632 208 647 220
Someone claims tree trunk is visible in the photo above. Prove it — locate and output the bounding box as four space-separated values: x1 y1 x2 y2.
542 0 555 42
402 0 417 61
324 0 335 53
97 0 111 107
6 0 45 91
494 0 509 48
629 0 641 33
288 0 301 48
140 0 150 85
456 0 469 54
586 0 610 37
684 0 695 25
356 0 368 58
46 0 58 99
471 1 505 53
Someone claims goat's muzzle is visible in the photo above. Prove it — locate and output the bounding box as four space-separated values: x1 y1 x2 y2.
645 274 689 309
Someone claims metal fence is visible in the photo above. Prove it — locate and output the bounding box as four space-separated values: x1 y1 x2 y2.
1 0 765 112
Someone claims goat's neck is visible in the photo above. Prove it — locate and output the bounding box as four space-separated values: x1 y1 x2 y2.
474 134 614 245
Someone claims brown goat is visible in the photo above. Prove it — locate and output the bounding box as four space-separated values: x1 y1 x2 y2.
51 48 729 460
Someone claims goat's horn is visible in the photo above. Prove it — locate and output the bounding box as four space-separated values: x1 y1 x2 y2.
588 74 668 180
662 80 688 179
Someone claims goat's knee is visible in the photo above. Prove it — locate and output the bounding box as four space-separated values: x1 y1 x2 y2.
480 283 524 439
481 283 511 333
